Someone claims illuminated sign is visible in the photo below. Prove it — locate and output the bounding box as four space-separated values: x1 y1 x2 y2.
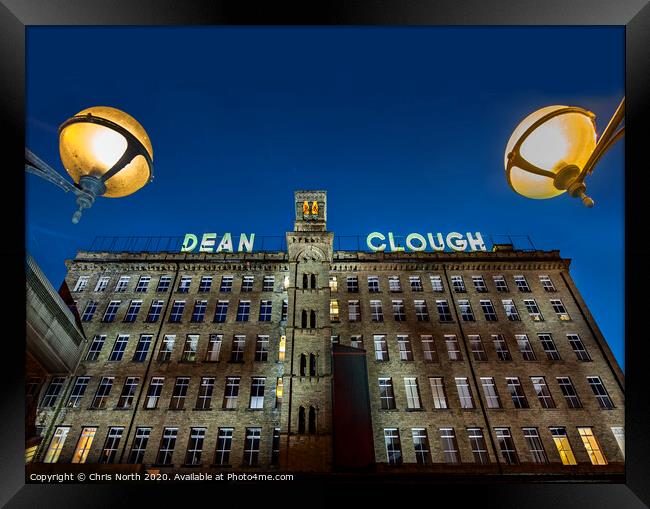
366 232 487 252
181 233 255 253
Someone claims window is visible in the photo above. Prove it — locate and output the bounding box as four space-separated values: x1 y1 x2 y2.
169 300 185 322
445 335 462 361
379 378 396 410
178 276 192 293
368 276 380 293
557 377 582 408
440 428 460 463
191 300 207 322
135 276 150 293
523 428 548 463
115 276 130 292
502 299 520 321
198 276 212 292
473 276 488 293
455 377 474 408
243 428 262 466
169 377 190 410
480 300 498 321
388 276 402 292
611 427 625 458
429 377 448 409
44 427 70 463
587 376 615 409
220 275 233 292
514 275 531 292
94 276 110 292
538 334 561 360
567 334 591 361
495 428 519 464
328 335 339 346
414 299 430 321
73 275 89 292
458 299 474 321
281 299 288 321
468 428 490 464
327 299 339 322
329 276 338 292
72 427 97 464
370 300 384 322
123 300 142 323
275 378 284 408
117 377 139 409
531 376 556 408
430 275 444 292
215 428 233 465
436 299 453 322
185 428 206 466
469 335 487 361
255 335 269 362
397 335 413 361
516 334 536 361
481 377 501 408
550 427 577 465
91 377 114 409
181 335 199 362
158 335 175 362
81 301 97 322
506 377 529 408
550 299 571 321
384 429 402 465
374 335 389 361
157 275 171 292
409 276 423 292
421 335 438 362
241 275 254 292
262 276 275 292
404 377 421 409
67 376 90 408
41 377 65 408
493 275 509 292
146 300 164 323
492 334 512 361
99 427 124 464
449 276 466 294
351 335 363 349
144 377 165 409
156 428 178 465
278 335 286 362
231 335 246 362
127 428 151 465
213 300 228 323
236 300 250 322
196 377 215 410
86 335 106 361
524 299 544 321
392 300 406 321
578 427 608 465
109 335 129 361
539 275 556 292
223 377 240 409
412 429 432 465
102 300 121 322
346 276 359 293
347 300 361 322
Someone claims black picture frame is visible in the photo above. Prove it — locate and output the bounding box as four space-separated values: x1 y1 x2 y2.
2 1 649 506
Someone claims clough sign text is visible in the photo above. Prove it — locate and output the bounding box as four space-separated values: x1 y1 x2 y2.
366 232 487 252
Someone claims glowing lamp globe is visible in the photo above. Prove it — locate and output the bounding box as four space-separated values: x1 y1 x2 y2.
59 106 154 199
504 105 597 200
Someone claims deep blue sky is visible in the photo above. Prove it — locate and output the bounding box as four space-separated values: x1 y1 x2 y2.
26 27 624 369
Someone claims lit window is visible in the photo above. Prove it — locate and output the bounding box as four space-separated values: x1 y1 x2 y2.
455 377 474 408
550 299 571 320
279 335 286 362
524 299 544 321
429 377 447 409
480 377 501 409
523 428 548 463
330 299 340 321
384 429 402 465
378 378 396 410
71 427 97 464
578 427 608 465
329 276 338 292
412 428 432 465
373 334 389 361
44 426 70 463
550 427 577 465
275 378 284 408
468 428 490 464
495 428 519 464
440 428 460 463
404 377 421 409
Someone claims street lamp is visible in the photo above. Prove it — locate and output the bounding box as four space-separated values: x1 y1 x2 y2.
25 106 154 223
504 98 624 207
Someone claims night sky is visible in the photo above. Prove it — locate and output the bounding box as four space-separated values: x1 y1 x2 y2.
26 27 624 369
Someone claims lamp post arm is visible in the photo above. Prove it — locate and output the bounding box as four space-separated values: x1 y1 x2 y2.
579 97 625 179
25 148 82 196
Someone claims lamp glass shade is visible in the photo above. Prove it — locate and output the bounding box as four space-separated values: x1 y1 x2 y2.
505 105 596 199
59 106 153 198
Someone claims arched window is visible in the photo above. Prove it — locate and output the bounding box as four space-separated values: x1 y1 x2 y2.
302 274 308 289
310 310 316 328
310 274 317 289
298 406 305 434
309 353 317 376
300 354 306 376
308 406 316 434
301 310 307 328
